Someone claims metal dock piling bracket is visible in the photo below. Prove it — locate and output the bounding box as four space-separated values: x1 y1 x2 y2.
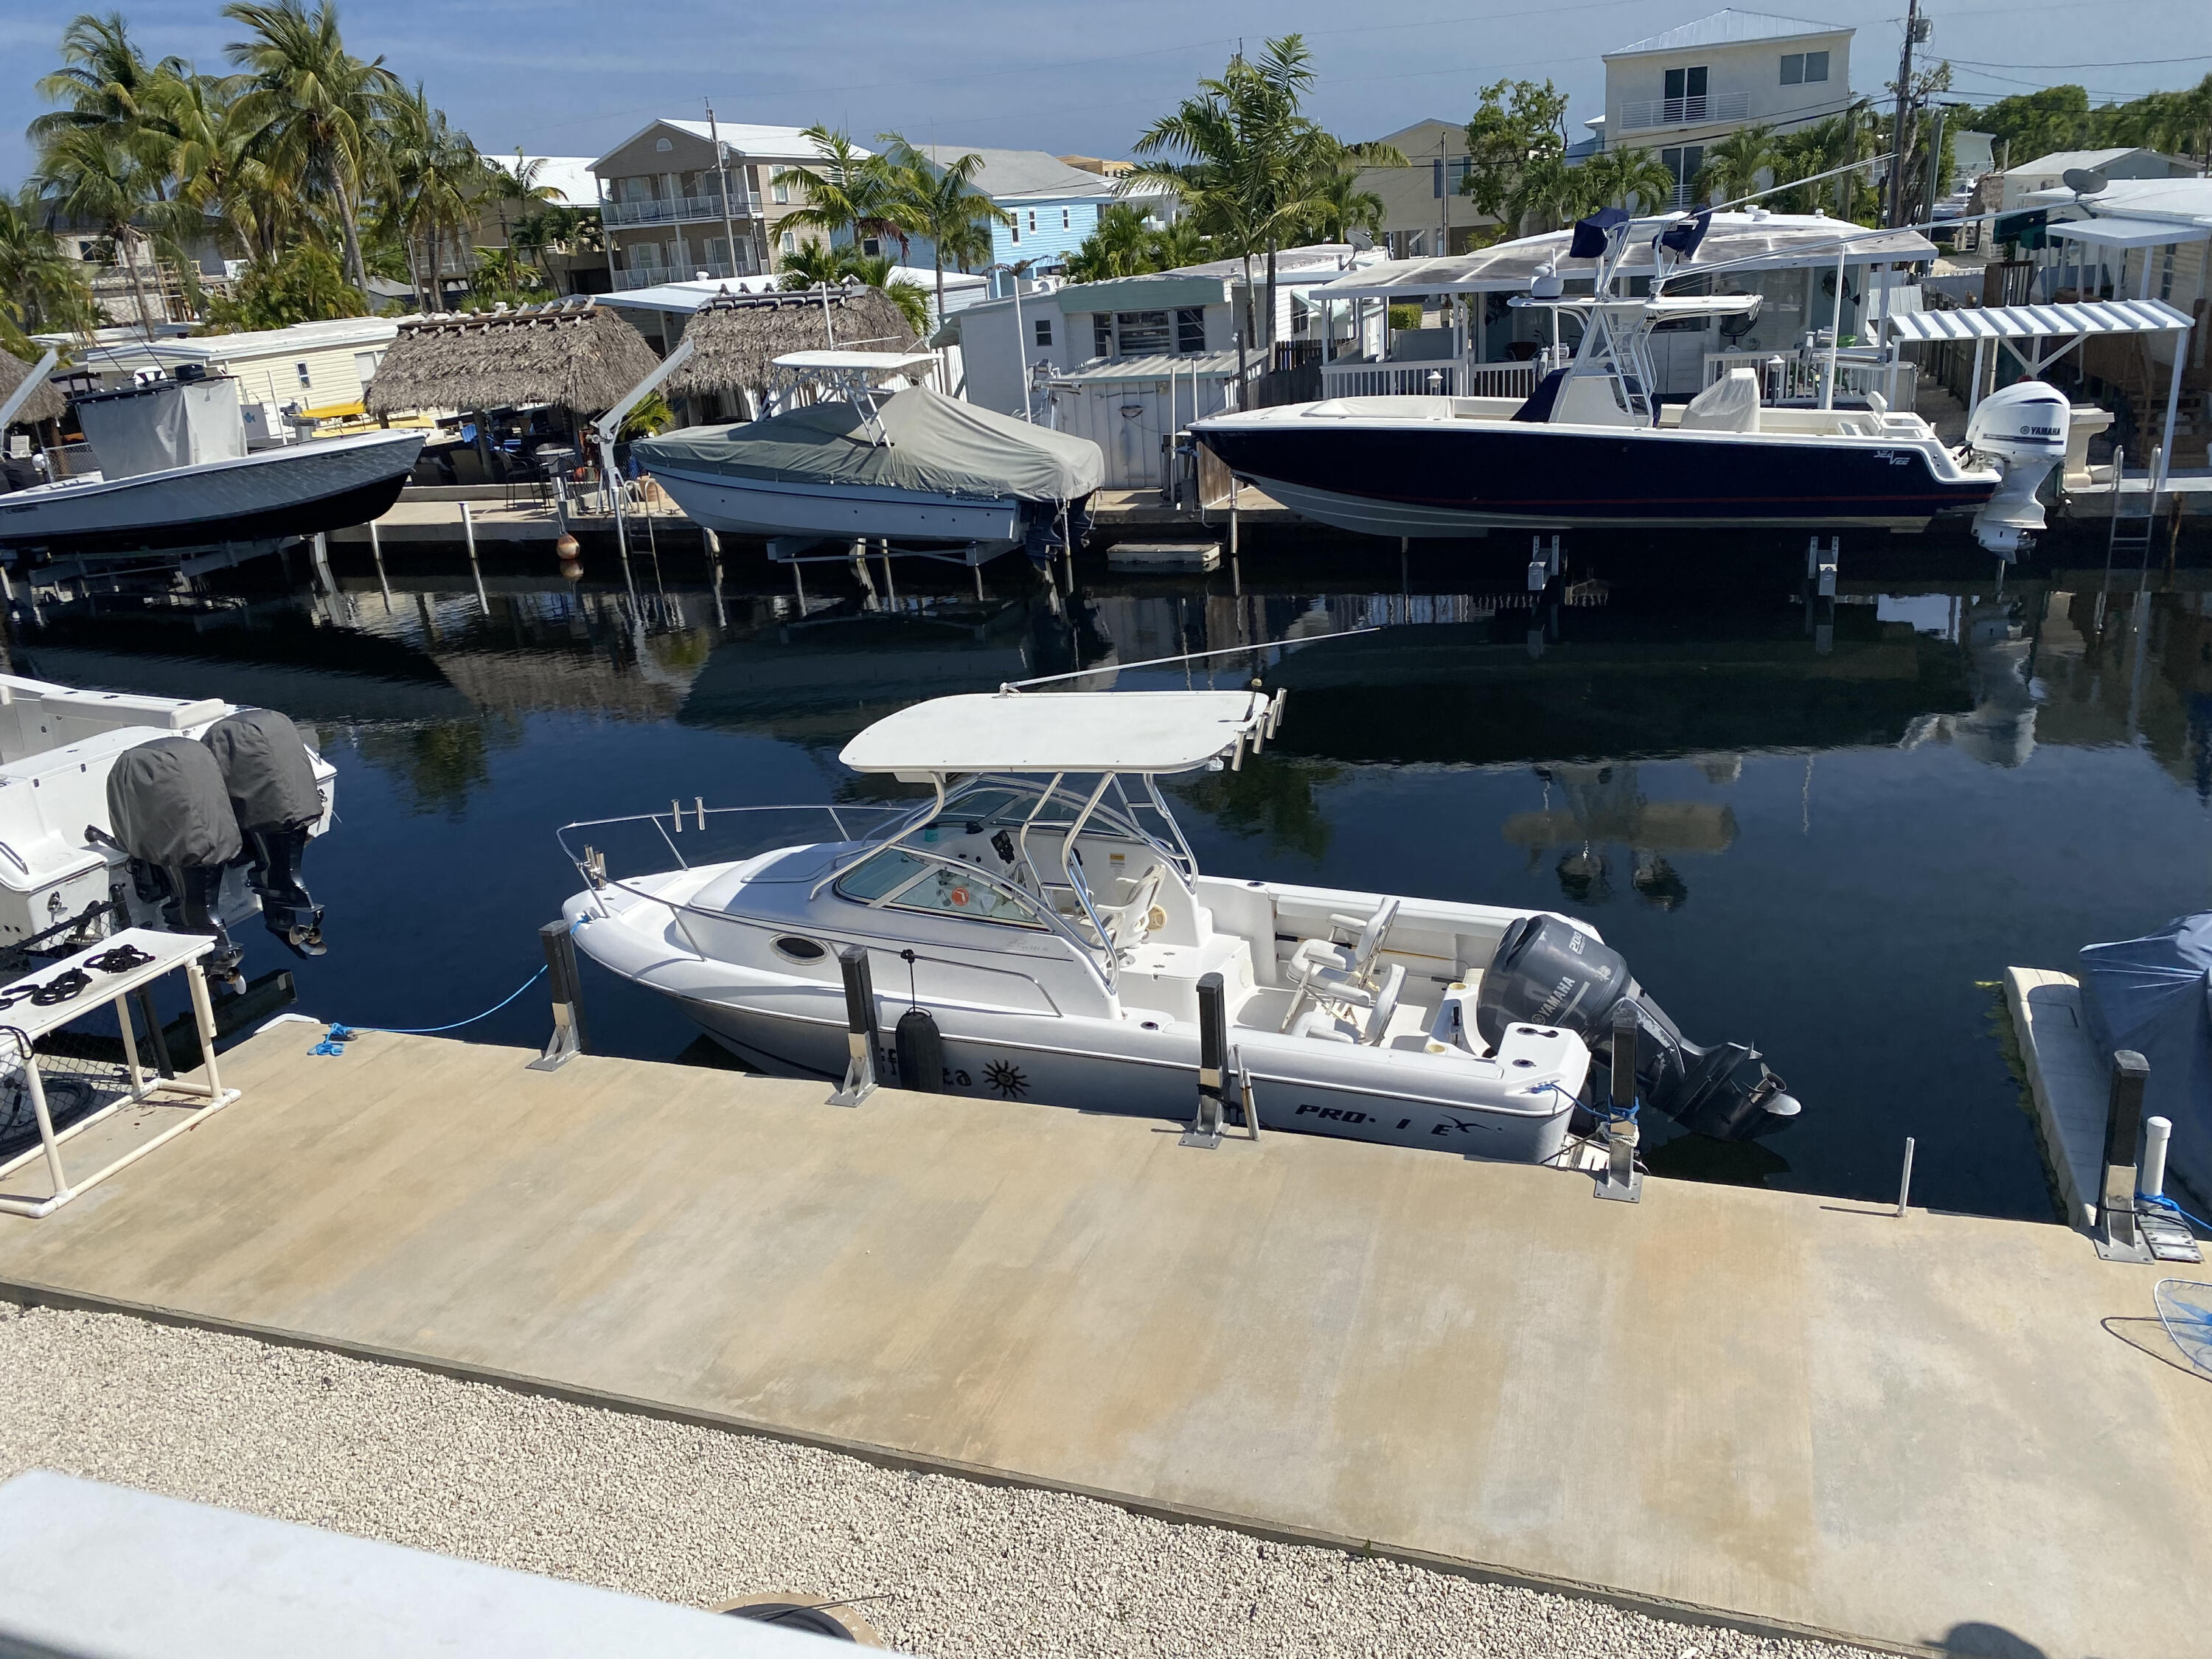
829 945 880 1107
528 919 588 1071
2094 1049 2154 1263
1180 972 1228 1148
1593 1000 1643 1203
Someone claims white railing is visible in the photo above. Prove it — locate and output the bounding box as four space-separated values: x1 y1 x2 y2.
1703 348 1917 409
602 192 759 228
1617 91 1752 131
1319 358 1539 399
613 257 751 291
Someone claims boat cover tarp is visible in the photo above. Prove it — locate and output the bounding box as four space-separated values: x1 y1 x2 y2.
105 736 241 869
2079 911 2212 1206
204 709 320 833
636 386 1103 504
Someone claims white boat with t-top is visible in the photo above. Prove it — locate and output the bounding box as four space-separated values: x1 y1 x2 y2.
560 686 1801 1161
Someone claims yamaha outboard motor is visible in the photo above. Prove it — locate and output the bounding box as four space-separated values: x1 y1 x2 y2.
203 709 326 957
1475 914 1801 1141
105 736 245 984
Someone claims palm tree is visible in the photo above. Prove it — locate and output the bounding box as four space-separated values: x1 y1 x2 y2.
1694 125 1778 209
32 127 165 335
769 127 901 265
880 137 1012 321
1065 202 1157 281
1146 217 1211 270
1506 154 1596 234
1303 165 1385 243
29 13 186 152
221 0 400 295
487 149 557 246
378 83 487 310
512 203 600 290
1582 145 1678 213
1775 106 1877 218
775 243 929 335
0 187 95 350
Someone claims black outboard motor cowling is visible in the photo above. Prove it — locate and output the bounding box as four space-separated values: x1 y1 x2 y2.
203 709 326 957
1475 914 1801 1142
104 736 245 978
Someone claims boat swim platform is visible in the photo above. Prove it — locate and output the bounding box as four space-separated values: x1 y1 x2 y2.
0 1026 2205 1659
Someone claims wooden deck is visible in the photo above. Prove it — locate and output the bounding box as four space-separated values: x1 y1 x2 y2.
0 1025 2206 1658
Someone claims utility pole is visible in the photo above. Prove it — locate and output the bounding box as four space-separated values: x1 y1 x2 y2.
706 99 742 280
1888 0 1927 226
1439 131 1450 257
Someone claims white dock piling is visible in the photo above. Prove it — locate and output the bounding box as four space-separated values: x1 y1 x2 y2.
2142 1116 2171 1200
368 518 391 603
460 503 487 615
1896 1137 1916 1217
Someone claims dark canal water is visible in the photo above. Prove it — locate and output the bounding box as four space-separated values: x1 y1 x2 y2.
19 530 2212 1222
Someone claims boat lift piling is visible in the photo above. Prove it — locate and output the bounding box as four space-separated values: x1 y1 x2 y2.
2093 1049 2153 1262
459 504 488 616
529 919 588 1072
1594 1000 1643 1203
366 518 391 603
830 945 880 1107
1182 972 1229 1149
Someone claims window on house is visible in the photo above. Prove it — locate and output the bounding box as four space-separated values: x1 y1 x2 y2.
1062 208 1071 229
353 350 383 384
655 136 672 153
1010 222 1020 245
1781 51 1829 85
1034 318 1053 347
1027 209 1037 232
1093 313 1113 358
294 361 312 389
1114 310 1172 355
862 237 881 257
1431 157 1470 198
1663 65 1710 119
772 177 790 204
779 230 796 254
1660 146 1705 208
1175 308 1206 354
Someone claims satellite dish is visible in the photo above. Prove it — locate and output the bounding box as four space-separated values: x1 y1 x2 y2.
1349 228 1374 251
2063 168 2108 196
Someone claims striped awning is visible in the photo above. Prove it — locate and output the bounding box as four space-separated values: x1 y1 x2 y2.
1885 298 2192 343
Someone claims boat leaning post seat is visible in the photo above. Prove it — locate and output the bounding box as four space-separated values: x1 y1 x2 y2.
1678 367 1763 434
1291 961 1407 1046
1280 896 1401 1032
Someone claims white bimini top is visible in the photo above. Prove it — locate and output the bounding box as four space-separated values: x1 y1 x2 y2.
839 691 1269 779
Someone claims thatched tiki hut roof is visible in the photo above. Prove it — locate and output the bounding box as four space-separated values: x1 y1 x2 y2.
664 283 917 406
366 298 661 420
1 349 66 428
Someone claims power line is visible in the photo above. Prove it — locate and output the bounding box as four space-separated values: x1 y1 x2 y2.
1946 53 2212 69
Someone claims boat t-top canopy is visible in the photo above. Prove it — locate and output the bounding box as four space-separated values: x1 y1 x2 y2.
839 691 1271 779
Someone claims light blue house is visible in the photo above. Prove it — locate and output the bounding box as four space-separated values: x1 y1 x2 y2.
895 148 1119 282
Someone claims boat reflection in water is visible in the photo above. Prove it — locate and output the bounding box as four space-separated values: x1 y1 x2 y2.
21 538 2212 1216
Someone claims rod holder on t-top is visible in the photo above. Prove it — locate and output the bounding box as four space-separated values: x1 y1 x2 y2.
1593 998 1644 1203
830 945 880 1107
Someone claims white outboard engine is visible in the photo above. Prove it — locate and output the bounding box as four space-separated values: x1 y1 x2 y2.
1475 914 1802 1141
1964 381 2070 558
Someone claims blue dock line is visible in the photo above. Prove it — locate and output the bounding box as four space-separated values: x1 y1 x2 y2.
2138 1190 2212 1237
311 965 549 1055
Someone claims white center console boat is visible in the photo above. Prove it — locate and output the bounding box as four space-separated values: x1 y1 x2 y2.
560 688 1800 1161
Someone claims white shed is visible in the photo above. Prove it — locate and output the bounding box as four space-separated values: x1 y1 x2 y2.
1046 352 1242 490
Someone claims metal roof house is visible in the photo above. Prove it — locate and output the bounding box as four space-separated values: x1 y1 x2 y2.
1997 148 2204 213
900 148 1119 277
1599 10 1855 206
589 119 863 291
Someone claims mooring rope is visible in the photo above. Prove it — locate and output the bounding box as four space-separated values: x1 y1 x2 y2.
310 965 549 1056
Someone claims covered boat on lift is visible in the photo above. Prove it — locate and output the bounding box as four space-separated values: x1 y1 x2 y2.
559 686 1801 1161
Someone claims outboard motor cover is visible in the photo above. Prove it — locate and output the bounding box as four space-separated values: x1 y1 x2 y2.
1476 914 1801 1142
1964 380 2070 558
204 709 326 957
103 736 243 972
106 737 242 872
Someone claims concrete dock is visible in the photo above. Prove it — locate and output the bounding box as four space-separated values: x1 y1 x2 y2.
0 1026 2206 1658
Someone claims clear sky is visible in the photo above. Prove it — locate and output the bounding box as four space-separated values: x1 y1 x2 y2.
3 0 2205 189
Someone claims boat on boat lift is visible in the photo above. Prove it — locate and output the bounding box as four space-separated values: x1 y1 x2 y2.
0 357 422 569
1194 209 2079 554
560 684 1801 1161
632 350 1105 561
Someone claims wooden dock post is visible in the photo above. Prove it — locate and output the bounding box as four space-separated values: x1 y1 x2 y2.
2095 1050 2153 1261
527 919 588 1071
460 503 488 615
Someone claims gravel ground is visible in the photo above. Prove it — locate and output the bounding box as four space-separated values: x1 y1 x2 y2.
0 1302 1884 1658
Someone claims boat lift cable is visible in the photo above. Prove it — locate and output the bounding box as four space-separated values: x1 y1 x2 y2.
1001 627 1380 692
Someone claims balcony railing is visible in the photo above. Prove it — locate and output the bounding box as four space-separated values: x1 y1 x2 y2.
1617 91 1752 131
613 256 753 291
602 191 760 229
1318 357 1539 400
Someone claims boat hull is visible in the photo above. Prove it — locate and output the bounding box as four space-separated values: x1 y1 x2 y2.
0 430 424 558
1196 417 1997 537
644 465 1024 546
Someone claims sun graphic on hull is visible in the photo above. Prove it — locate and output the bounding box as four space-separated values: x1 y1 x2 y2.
983 1060 1029 1099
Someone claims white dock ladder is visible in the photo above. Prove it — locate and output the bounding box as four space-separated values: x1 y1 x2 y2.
2105 443 2160 574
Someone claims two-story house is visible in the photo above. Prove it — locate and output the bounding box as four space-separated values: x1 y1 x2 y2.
1356 119 1496 260
590 120 854 291
903 148 1119 277
1597 10 1855 206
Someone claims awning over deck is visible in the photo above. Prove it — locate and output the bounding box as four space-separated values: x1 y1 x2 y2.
2047 220 2209 252
1883 297 2193 343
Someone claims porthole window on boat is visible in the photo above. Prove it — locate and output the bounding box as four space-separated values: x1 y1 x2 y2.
772 936 827 963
